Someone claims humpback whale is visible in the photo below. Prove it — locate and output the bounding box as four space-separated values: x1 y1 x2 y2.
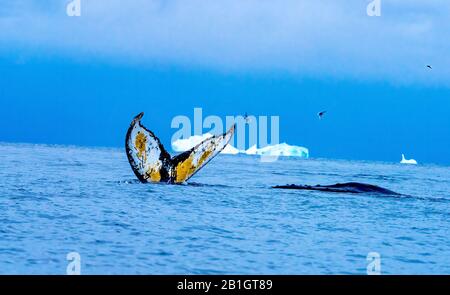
125 112 235 184
273 182 400 195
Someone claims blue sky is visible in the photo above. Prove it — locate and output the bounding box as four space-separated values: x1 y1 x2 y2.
1 0 450 164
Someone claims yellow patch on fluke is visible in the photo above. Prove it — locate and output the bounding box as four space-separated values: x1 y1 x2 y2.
135 132 147 160
175 155 195 183
147 169 161 182
198 149 212 167
175 148 213 183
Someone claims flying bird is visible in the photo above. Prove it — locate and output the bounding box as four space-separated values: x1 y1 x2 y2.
318 111 327 120
426 65 433 70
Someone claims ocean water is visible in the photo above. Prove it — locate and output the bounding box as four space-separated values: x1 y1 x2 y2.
0 142 449 275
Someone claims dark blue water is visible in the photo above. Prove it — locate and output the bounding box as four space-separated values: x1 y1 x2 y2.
0 143 449 274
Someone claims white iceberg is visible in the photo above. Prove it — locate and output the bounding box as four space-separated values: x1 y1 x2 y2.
245 145 258 155
400 154 417 165
172 135 309 158
172 134 240 155
221 144 241 155
171 133 213 152
246 143 309 158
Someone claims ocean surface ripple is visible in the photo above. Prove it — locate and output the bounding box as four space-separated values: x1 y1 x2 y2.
0 143 449 274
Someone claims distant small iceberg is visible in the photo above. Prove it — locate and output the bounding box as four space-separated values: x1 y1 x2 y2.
400 154 417 165
172 134 308 158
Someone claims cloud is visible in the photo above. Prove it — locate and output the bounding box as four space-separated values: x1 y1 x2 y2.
1 0 450 85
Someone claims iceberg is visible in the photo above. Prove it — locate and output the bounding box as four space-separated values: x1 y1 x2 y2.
246 143 309 158
221 144 241 155
172 133 213 152
245 145 258 155
400 154 417 165
173 135 309 158
172 134 240 155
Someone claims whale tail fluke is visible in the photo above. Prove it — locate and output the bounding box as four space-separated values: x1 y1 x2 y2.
171 124 235 183
126 113 235 184
125 112 172 183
